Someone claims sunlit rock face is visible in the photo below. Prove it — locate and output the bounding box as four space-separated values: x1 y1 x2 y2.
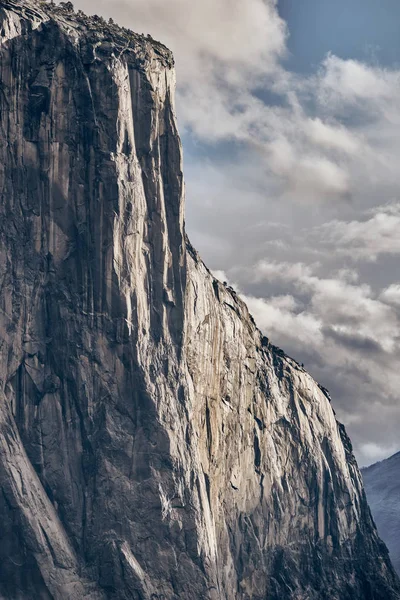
0 2 399 599
363 453 400 578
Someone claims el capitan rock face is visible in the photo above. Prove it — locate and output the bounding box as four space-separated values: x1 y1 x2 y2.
0 1 399 599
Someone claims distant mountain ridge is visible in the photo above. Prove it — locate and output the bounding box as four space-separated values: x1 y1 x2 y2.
363 452 400 575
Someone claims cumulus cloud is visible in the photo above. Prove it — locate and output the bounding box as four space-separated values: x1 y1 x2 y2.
179 54 400 205
246 259 398 351
307 118 360 153
316 203 400 261
316 55 400 106
252 260 315 282
244 294 324 350
380 284 400 307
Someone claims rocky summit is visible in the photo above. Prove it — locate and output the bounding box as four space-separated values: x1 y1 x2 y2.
0 1 399 599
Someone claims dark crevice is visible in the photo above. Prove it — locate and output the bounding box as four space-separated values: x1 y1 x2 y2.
205 399 212 459
204 472 211 509
253 428 261 472
212 279 220 302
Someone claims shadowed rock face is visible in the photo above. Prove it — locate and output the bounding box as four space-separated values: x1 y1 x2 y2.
0 1 399 599
363 453 400 577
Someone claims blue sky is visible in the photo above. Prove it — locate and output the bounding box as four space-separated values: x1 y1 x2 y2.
279 0 400 72
73 0 400 467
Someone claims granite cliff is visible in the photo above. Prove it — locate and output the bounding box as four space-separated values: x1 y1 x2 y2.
0 1 399 598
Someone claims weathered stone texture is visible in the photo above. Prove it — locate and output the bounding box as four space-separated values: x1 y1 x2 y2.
0 1 399 598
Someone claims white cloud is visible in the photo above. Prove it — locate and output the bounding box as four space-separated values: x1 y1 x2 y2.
360 443 399 464
307 118 360 154
317 204 400 261
317 55 400 106
247 259 398 351
334 268 359 284
380 284 400 307
253 260 315 282
244 294 324 349
269 294 299 310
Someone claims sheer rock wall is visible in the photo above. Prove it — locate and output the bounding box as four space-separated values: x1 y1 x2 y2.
0 2 399 599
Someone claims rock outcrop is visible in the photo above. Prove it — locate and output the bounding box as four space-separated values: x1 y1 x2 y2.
0 1 399 598
363 452 400 577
